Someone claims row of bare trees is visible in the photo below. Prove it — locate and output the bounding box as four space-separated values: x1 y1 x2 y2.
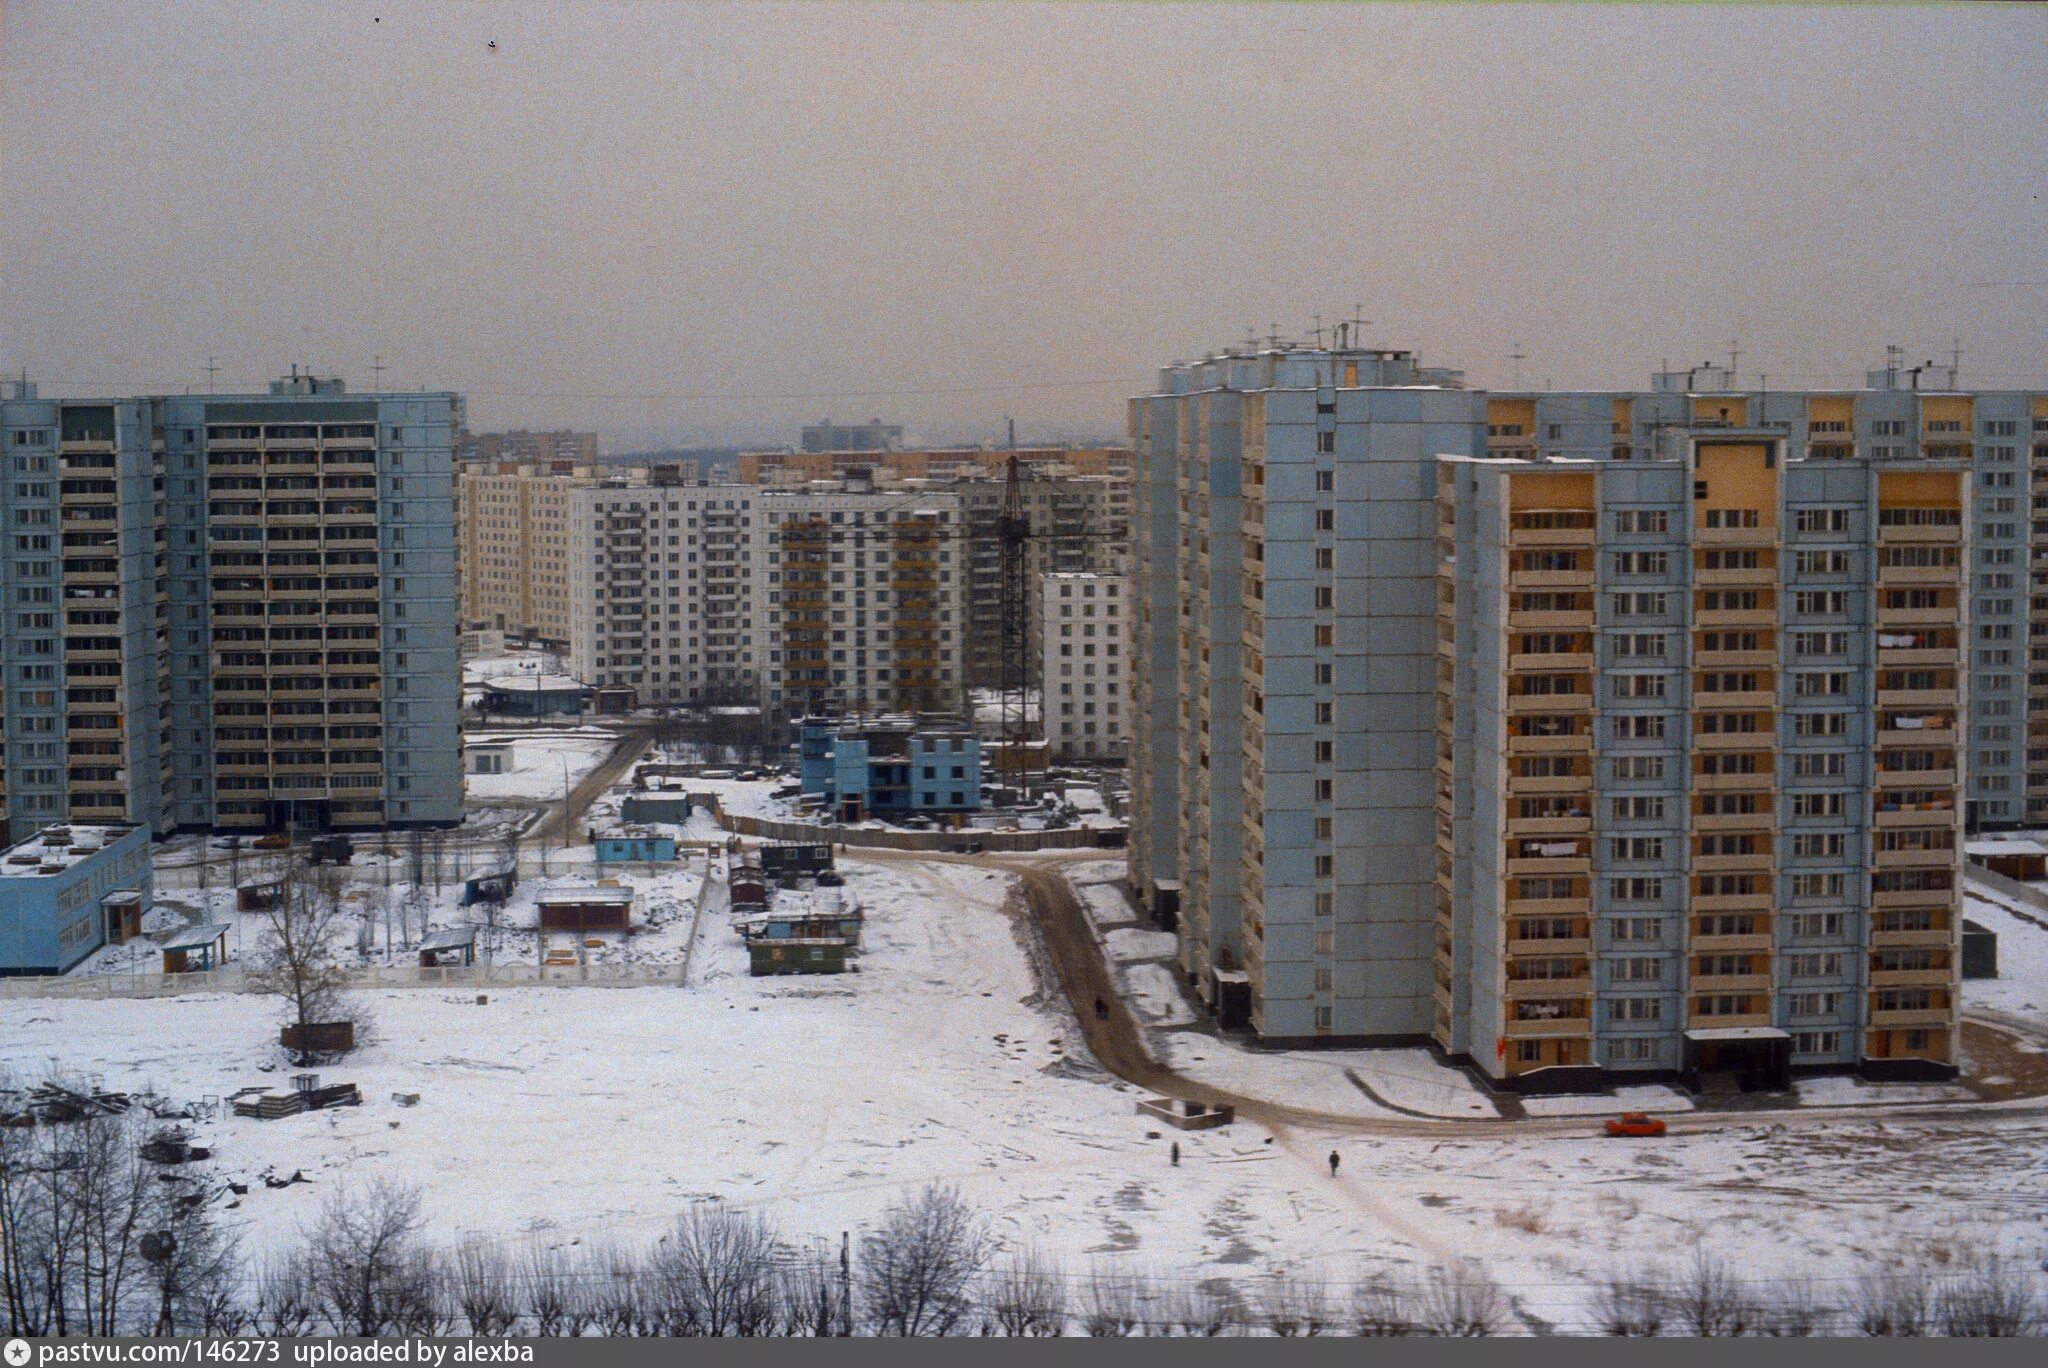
5 1120 2041 1338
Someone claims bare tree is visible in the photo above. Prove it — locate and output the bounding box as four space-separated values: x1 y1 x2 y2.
522 1245 573 1336
1591 1274 1666 1336
984 1247 1066 1337
779 1247 849 1338
1415 1263 1506 1337
1855 1265 1933 1337
860 1184 992 1336
306 1179 429 1336
38 1102 157 1335
1257 1271 1333 1337
1670 1246 1751 1337
247 858 358 1062
0 1090 56 1335
1166 1278 1238 1337
139 1182 246 1336
1937 1256 2041 1337
452 1240 520 1337
1754 1276 1835 1337
249 1252 320 1338
587 1242 650 1338
647 1203 780 1336
1351 1276 1418 1337
1081 1261 1143 1336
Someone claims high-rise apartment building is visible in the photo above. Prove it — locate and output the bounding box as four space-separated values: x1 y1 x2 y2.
1041 572 1129 761
0 373 463 840
1129 343 2041 1088
458 429 599 465
958 474 1130 688
455 461 587 645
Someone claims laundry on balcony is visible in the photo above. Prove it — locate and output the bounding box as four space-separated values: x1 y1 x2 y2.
1521 840 1580 858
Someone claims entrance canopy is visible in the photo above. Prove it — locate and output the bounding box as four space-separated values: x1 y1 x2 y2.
1684 1026 1790 1043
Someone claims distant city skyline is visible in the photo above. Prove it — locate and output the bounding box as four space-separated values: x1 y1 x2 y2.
4 1 2043 447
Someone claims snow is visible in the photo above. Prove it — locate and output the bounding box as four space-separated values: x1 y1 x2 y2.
1963 892 2048 1025
1103 927 1177 963
8 848 2048 1330
464 730 617 802
1520 1085 1694 1118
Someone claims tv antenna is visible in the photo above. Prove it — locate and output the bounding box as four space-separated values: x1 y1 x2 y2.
372 354 389 389
204 356 221 393
1309 314 1324 348
1509 340 1527 390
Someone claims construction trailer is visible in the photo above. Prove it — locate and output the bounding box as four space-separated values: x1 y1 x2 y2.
760 842 834 876
749 936 849 976
595 833 678 864
534 882 634 932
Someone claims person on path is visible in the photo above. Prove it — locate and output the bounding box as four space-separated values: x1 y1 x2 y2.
1171 1141 1180 1167
1328 1150 1340 1178
1094 995 1108 1021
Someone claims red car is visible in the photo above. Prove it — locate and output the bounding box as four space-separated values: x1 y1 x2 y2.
1604 1112 1667 1138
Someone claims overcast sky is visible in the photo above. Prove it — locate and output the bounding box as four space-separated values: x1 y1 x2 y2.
4 2 2043 449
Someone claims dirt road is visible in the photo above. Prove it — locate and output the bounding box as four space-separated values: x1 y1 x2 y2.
844 845 2048 1139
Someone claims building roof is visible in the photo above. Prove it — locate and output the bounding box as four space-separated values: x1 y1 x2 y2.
419 926 479 952
160 923 231 952
482 674 586 695
0 824 140 876
1966 838 2048 859
1683 1027 1791 1043
534 882 634 906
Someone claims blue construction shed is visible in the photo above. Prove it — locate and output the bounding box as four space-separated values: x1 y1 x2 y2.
798 717 981 822
595 833 678 864
0 824 154 977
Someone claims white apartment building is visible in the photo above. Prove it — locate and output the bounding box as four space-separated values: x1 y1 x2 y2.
1041 572 1129 761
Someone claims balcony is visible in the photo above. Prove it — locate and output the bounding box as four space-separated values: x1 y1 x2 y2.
1505 815 1591 837
1695 524 1775 546
1695 688 1774 709
1693 810 1771 831
1505 976 1593 999
1873 805 1955 828
1877 726 1953 747
1695 566 1775 587
1687 1010 1774 1029
1507 772 1591 795
1871 928 1952 949
1693 730 1770 751
1872 888 1955 909
1508 936 1591 958
1875 603 1956 629
1693 851 1772 873
1503 1015 1592 1039
1506 732 1591 755
1693 769 1771 791
1873 845 1954 869
1875 688 1954 709
1876 522 1961 544
1693 649 1775 668
1869 1007 1952 1028
1692 933 1772 954
1691 973 1771 994
1504 855 1591 878
1876 767 1954 789
1508 651 1593 672
1876 564 1959 586
1507 609 1595 631
1876 646 1956 668
1693 891 1772 913
1694 607 1777 629
1508 692 1591 713
1506 524 1596 548
1870 968 1952 989
1510 570 1595 589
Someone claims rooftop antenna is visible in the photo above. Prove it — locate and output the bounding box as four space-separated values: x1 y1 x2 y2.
1509 340 1527 390
1266 322 1282 349
1309 314 1324 348
1727 338 1741 386
371 353 389 390
1948 336 1963 386
1349 303 1370 345
1243 325 1258 353
1885 344 1903 386
1335 321 1348 350
204 356 221 393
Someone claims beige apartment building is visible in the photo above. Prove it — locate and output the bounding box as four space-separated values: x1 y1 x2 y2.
455 461 587 646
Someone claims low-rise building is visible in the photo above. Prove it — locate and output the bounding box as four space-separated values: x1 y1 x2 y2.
797 717 981 822
0 823 153 976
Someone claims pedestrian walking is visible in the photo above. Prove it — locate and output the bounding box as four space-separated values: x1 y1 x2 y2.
1171 1141 1180 1167
1328 1150 1340 1178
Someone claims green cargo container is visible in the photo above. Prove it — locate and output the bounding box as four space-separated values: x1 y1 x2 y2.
749 936 849 976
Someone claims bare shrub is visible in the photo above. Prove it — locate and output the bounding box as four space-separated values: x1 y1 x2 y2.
140 1181 246 1335
0 1096 159 1335
1591 1275 1666 1337
1671 1246 1752 1336
1494 1203 1545 1235
452 1240 520 1337
1257 1272 1333 1336
860 1185 991 1336
587 1242 650 1337
522 1244 573 1336
1937 1255 2041 1337
305 1179 429 1336
1351 1275 1419 1336
1754 1277 1835 1337
1082 1262 1143 1336
1855 1266 1933 1337
249 1252 320 1338
984 1247 1066 1337
1415 1263 1506 1337
1166 1278 1237 1337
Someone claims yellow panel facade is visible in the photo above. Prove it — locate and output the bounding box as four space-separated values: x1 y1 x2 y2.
1878 469 1965 508
1507 469 1594 511
1694 442 1778 526
1689 394 1750 426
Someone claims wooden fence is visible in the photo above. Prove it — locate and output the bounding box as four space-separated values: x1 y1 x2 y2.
694 794 1124 853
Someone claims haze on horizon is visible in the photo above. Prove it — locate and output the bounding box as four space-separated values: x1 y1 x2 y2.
3 1 2043 451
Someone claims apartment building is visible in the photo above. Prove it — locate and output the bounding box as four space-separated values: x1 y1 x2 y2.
958 474 1131 688
0 389 172 839
455 461 586 644
458 429 599 465
1436 436 1968 1088
754 478 967 716
565 482 762 705
1041 573 1129 762
1128 342 2038 1087
737 445 1128 486
0 373 463 840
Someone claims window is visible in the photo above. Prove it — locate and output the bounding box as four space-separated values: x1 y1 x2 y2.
1611 755 1665 781
1612 958 1664 983
1611 551 1669 575
1610 796 1664 822
1611 592 1667 616
1609 877 1664 902
1609 836 1665 862
1315 431 1335 454
1611 917 1660 942
1315 469 1333 491
1608 997 1661 1022
1613 509 1668 534
1613 714 1666 741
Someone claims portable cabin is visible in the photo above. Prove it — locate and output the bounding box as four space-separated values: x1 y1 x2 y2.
534 883 634 932
619 793 692 824
729 863 769 909
749 936 849 976
760 842 834 876
595 833 678 864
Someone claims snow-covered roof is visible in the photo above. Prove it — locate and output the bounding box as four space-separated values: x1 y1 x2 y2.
0 824 138 875
161 923 231 952
534 882 633 906
1966 838 2048 859
482 674 586 694
419 926 479 952
1683 1026 1791 1043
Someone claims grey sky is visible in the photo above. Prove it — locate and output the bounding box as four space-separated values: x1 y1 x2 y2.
4 1 2043 449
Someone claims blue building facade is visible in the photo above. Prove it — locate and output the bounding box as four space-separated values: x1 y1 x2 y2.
0 824 153 976
798 718 981 821
594 833 678 864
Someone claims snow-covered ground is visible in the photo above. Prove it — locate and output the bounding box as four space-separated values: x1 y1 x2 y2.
1963 892 2048 1025
8 851 2048 1330
464 729 618 802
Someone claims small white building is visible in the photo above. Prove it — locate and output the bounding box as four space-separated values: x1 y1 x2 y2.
1040 572 1128 762
468 741 513 775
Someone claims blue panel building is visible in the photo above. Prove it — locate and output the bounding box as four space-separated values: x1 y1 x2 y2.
798 717 981 822
0 823 153 976
594 833 678 864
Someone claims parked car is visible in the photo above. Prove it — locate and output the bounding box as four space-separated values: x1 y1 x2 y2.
1603 1112 1667 1138
816 870 845 887
252 834 291 851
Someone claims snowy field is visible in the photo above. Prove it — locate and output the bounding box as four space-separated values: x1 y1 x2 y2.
464 729 618 802
13 852 2045 1331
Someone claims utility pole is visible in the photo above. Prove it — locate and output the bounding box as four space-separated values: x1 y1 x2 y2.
838 1231 852 1336
997 456 1035 801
